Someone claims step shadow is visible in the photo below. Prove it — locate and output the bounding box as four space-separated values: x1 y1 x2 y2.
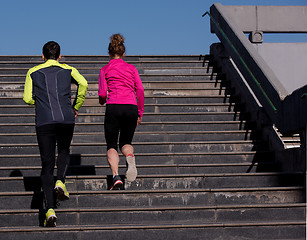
66 154 96 176
212 75 282 175
20 154 97 211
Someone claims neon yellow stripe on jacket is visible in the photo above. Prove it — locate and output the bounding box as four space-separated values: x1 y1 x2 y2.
23 59 88 111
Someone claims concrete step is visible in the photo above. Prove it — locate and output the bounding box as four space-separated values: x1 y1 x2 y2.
0 88 231 98
0 187 304 209
0 103 240 114
0 60 210 69
0 130 256 143
0 172 304 193
0 112 246 124
0 95 239 105
0 67 215 76
0 80 228 90
0 162 278 177
0 173 304 192
0 151 274 167
0 53 303 239
0 72 220 82
1 90 232 99
0 55 211 62
85 103 240 113
0 221 304 240
0 121 253 133
0 203 304 228
141 68 213 75
0 140 264 155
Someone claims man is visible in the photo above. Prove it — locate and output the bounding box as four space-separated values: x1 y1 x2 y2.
23 41 88 227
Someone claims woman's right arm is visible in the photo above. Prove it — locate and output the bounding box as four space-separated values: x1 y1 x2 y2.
98 68 108 105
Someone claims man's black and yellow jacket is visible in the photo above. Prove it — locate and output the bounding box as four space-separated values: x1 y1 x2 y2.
23 59 88 127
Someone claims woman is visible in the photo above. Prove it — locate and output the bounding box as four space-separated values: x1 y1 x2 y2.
98 34 144 190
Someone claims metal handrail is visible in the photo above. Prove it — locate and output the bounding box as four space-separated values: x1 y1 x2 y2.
202 11 277 112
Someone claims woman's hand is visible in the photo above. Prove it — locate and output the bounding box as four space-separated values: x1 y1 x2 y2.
137 116 142 126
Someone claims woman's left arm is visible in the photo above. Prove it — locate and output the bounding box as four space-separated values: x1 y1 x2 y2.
134 67 144 118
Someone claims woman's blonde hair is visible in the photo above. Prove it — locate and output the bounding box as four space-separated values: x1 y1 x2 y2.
108 34 125 58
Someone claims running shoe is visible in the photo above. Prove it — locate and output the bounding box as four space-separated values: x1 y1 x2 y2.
44 208 57 227
54 180 70 201
126 155 137 182
110 175 123 190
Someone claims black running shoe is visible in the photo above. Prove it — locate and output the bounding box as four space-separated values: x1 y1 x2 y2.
110 175 123 190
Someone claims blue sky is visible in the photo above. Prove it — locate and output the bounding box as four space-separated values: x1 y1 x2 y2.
0 0 306 55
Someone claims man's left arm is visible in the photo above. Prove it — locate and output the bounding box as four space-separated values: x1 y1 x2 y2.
23 70 35 105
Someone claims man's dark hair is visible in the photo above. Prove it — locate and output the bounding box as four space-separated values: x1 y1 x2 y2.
43 41 61 60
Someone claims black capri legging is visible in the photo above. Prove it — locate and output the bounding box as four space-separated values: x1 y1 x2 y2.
104 104 138 151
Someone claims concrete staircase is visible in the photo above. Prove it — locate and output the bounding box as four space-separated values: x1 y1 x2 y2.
0 55 305 239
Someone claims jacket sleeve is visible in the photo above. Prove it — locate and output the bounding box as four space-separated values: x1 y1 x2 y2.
134 67 144 117
98 68 108 105
71 67 88 111
23 70 35 105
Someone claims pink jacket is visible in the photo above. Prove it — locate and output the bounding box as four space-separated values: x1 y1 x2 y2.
98 59 144 117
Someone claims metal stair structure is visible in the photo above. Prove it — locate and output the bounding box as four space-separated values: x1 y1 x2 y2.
0 55 305 239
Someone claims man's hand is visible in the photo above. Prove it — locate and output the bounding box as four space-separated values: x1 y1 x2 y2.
73 108 79 117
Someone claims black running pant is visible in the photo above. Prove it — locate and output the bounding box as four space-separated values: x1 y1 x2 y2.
104 104 138 151
36 123 74 209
